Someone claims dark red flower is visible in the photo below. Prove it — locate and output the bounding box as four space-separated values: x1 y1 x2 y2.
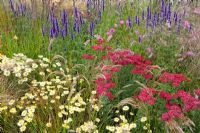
195 89 200 95
91 45 104 51
82 54 95 60
159 72 190 87
160 91 174 101
137 88 157 106
110 67 121 72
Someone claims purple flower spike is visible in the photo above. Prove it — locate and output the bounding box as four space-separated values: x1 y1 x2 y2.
9 0 16 15
138 36 142 43
90 21 94 36
127 16 132 28
60 30 65 40
61 9 67 26
102 0 105 11
142 10 145 20
80 15 84 25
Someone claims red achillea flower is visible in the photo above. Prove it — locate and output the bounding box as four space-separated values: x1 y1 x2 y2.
91 45 104 51
162 104 184 122
137 88 157 106
101 55 107 60
162 112 172 122
177 90 200 112
159 72 190 87
131 69 146 75
82 54 95 60
195 89 200 95
160 91 174 101
103 73 113 81
110 67 121 72
109 50 134 66
96 78 116 100
144 74 153 79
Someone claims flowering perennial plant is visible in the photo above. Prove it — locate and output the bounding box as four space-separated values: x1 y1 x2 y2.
0 54 102 132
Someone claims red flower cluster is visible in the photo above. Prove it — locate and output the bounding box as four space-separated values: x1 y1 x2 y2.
195 89 200 95
108 50 134 66
82 54 95 60
108 50 154 79
162 104 184 121
96 76 116 100
137 88 157 105
160 91 176 101
96 66 121 100
159 72 190 87
177 90 200 112
91 45 104 51
136 88 200 122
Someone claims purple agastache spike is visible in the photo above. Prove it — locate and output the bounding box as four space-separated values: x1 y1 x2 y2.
50 28 54 38
102 0 105 11
60 30 65 40
74 7 78 19
149 7 151 19
142 10 145 20
18 3 25 15
74 7 80 34
128 16 132 27
55 18 60 33
77 24 81 34
73 22 77 32
63 22 68 37
161 0 165 13
90 21 94 36
146 8 149 29
188 24 192 32
135 15 138 23
147 6 150 19
174 12 178 26
9 0 15 15
138 36 142 44
61 9 67 26
164 5 167 21
80 15 84 25
86 0 89 10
